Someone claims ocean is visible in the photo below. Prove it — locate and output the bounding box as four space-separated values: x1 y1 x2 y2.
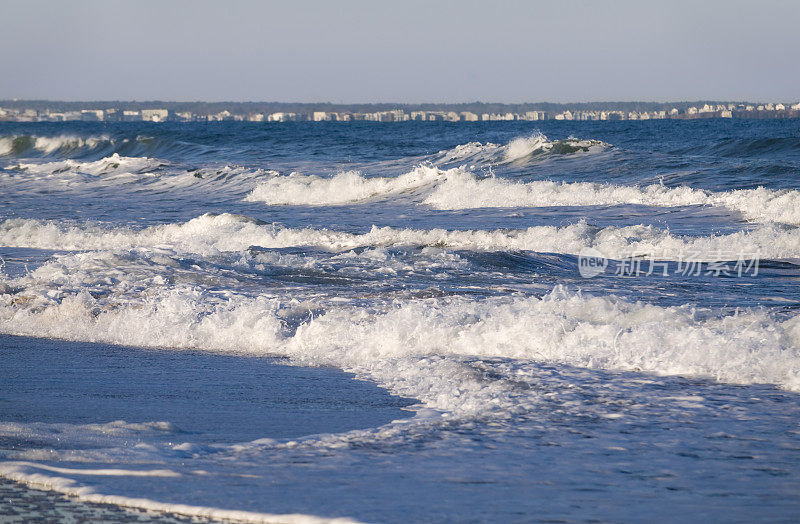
1 119 799 522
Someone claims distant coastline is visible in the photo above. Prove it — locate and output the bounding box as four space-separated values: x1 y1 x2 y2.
2 99 799 122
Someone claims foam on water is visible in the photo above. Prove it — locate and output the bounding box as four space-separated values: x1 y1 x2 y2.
244 133 610 207
2 213 799 260
0 461 360 524
10 153 164 176
3 154 281 196
423 171 800 225
0 134 114 157
3 121 800 521
245 166 442 205
245 164 800 225
2 154 169 190
2 270 799 415
431 132 609 165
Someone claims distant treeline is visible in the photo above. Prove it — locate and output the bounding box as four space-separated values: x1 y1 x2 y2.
0 100 760 114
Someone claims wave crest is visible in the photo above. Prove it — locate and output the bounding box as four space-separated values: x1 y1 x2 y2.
245 166 442 206
432 132 609 165
0 134 113 158
2 213 800 260
10 153 166 177
2 281 799 411
245 164 800 226
423 172 800 225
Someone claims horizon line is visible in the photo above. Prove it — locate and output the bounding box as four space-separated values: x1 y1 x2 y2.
3 98 797 105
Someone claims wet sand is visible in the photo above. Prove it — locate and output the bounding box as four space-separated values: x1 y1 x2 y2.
1 478 225 523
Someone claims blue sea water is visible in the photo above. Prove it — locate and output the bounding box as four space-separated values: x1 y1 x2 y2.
1 120 800 522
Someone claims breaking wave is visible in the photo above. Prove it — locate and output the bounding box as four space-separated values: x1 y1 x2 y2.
10 153 167 176
3 154 278 194
422 172 800 225
0 134 113 158
245 166 442 205
246 165 800 226
242 132 609 207
2 213 800 260
432 132 609 165
1 278 799 411
0 133 215 160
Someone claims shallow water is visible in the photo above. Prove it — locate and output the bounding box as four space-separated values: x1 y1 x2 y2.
1 120 800 522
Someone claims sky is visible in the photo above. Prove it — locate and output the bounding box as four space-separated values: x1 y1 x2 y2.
2 0 799 103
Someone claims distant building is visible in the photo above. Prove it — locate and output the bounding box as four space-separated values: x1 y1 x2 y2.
443 111 459 122
557 110 574 121
268 112 296 122
103 109 122 121
174 112 194 122
80 109 104 121
141 109 169 122
524 111 546 121
122 110 141 122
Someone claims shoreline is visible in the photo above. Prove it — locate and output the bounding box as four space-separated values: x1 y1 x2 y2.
0 477 223 523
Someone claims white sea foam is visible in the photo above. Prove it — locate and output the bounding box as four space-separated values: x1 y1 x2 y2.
245 166 442 205
423 171 800 225
432 132 609 165
33 135 111 154
2 213 799 260
0 134 112 156
0 462 360 524
3 155 279 195
0 137 13 156
2 230 800 517
245 164 800 225
10 153 165 177
1 280 799 411
244 133 609 207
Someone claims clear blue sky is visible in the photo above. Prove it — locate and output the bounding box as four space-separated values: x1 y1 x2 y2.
2 0 799 103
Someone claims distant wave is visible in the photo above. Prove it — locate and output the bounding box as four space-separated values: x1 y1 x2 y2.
245 166 442 205
2 270 799 406
422 171 800 225
2 213 800 261
246 165 800 226
11 153 167 176
3 154 277 194
668 136 800 159
431 132 609 165
0 134 212 160
0 134 114 158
